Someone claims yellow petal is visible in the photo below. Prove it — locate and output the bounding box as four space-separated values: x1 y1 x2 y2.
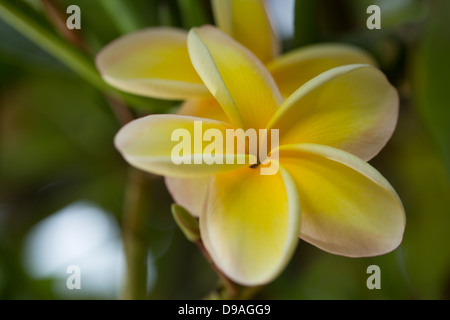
201 167 301 286
267 43 377 98
279 143 405 257
115 115 254 177
96 27 208 100
165 176 211 217
212 0 279 63
178 97 231 123
268 64 399 161
188 26 283 129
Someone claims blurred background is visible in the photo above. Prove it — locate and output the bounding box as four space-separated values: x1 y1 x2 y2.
0 0 449 300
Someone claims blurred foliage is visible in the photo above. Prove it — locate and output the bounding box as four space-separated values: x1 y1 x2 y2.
0 0 449 300
412 0 450 176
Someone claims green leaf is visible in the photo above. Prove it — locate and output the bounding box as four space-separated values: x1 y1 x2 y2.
389 121 450 299
0 0 107 89
413 0 450 176
0 0 178 113
177 0 211 29
0 18 66 71
171 204 200 242
98 0 150 34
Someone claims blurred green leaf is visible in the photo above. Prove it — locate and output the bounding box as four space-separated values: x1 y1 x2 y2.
56 0 122 47
413 0 450 176
0 0 179 113
350 0 428 28
0 18 67 72
171 204 200 242
389 118 450 299
0 72 116 186
159 0 183 27
98 0 154 34
0 0 108 89
177 0 210 29
293 0 319 47
267 244 409 299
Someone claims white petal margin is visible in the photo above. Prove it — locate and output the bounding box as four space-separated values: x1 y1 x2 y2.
278 143 406 257
114 114 255 178
96 27 208 100
200 166 301 286
165 176 212 217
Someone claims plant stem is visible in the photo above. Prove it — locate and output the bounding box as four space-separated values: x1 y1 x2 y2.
0 0 106 89
0 0 175 113
122 168 151 300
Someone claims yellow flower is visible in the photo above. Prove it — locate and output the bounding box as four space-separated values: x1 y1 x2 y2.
107 24 405 286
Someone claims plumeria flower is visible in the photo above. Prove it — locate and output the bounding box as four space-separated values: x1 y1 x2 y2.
107 25 405 286
96 0 383 235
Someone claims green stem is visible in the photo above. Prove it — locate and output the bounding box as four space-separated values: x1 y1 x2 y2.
0 1 175 113
0 0 106 89
122 168 151 300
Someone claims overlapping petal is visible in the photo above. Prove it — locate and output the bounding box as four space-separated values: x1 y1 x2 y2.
267 43 377 98
165 176 211 217
278 143 405 257
96 27 208 100
267 64 399 161
188 25 283 129
201 167 301 285
115 114 255 177
212 0 279 64
178 97 231 123
164 96 233 218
